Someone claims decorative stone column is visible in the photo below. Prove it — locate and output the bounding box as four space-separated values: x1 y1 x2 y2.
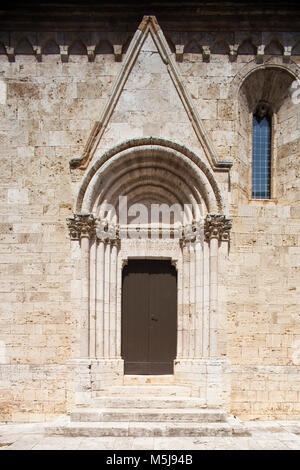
204 214 232 358
205 214 232 408
175 214 232 409
66 213 96 406
67 213 96 358
90 222 123 391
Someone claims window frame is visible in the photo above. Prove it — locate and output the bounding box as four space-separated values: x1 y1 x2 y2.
250 102 275 201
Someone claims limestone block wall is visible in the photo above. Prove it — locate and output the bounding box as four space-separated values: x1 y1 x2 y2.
0 28 299 421
277 95 300 203
0 54 123 421
0 364 69 422
231 366 300 420
0 53 123 366
227 205 300 363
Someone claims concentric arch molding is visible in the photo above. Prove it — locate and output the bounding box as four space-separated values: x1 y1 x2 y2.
74 137 226 215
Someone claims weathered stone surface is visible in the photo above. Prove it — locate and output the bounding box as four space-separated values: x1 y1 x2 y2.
0 12 299 423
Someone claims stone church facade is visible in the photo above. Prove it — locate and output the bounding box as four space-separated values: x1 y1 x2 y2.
0 3 300 423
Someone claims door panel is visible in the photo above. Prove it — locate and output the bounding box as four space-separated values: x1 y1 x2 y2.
122 261 149 373
122 259 177 375
148 262 177 374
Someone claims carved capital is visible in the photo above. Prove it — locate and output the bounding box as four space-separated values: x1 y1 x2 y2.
180 221 203 246
96 219 120 244
204 214 232 242
66 213 96 240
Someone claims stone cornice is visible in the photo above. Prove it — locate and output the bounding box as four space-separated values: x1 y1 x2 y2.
1 2 300 32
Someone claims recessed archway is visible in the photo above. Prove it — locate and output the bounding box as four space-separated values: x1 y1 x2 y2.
67 138 232 406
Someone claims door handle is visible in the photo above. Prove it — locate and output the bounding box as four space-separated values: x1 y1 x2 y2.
151 315 158 321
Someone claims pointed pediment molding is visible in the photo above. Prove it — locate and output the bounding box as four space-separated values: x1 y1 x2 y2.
70 15 233 173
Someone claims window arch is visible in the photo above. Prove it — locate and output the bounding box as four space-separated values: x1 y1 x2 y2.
237 67 296 203
252 101 272 199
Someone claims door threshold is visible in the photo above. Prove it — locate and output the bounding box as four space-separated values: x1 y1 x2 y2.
124 374 175 385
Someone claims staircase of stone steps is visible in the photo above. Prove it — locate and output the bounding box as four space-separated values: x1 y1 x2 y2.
46 378 251 438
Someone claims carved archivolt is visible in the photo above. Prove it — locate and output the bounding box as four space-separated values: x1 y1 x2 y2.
67 138 232 364
74 139 226 216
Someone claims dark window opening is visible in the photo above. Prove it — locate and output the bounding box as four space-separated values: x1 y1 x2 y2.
252 101 272 199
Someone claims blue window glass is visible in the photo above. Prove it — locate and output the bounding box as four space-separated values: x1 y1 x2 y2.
252 111 271 199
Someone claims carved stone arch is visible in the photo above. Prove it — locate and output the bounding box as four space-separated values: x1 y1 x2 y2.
95 39 114 55
41 37 60 55
238 66 295 113
184 38 203 54
66 16 233 409
67 135 232 409
15 36 34 55
264 38 284 56
211 38 230 55
234 64 297 203
228 61 300 102
237 38 257 55
292 40 300 55
69 37 87 55
74 138 225 216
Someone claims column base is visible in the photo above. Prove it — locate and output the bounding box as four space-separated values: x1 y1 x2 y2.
67 359 92 408
174 358 231 411
90 359 124 391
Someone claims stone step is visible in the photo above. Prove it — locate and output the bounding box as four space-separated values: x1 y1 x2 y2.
46 419 238 438
70 407 226 423
95 385 193 397
123 375 175 385
91 396 206 409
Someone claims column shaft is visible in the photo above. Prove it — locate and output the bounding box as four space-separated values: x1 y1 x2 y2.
209 237 218 357
80 235 90 358
182 244 190 358
96 240 105 358
109 243 117 358
194 241 203 358
176 250 183 359
188 243 196 358
116 250 122 358
89 239 97 358
104 242 111 358
202 241 210 357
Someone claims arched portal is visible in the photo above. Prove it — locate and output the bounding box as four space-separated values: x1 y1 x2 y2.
67 138 232 405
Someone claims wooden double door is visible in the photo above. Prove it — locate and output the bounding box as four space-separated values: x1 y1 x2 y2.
122 259 177 375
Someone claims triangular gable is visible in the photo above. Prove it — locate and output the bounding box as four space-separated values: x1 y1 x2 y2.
70 16 233 172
